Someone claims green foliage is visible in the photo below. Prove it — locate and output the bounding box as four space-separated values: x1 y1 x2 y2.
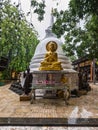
31 0 45 21
52 10 78 38
53 0 98 60
69 0 98 19
65 0 98 59
0 0 39 79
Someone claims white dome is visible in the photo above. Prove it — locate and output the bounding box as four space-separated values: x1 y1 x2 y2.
29 35 75 72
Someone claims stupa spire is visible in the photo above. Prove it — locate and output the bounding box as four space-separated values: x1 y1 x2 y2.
49 8 54 28
44 8 57 38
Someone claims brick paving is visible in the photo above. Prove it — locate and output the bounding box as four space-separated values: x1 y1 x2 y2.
0 83 98 129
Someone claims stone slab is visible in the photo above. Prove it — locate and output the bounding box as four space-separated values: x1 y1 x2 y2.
0 118 98 126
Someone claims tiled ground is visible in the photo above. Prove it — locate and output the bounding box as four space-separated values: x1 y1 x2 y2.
0 83 98 129
0 83 98 118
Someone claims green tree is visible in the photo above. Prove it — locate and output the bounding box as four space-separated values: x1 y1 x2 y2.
0 0 38 79
63 0 98 59
69 0 98 19
53 0 98 60
31 0 45 21
30 0 98 60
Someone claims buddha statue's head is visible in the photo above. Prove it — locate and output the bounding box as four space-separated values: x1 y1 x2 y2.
46 41 58 52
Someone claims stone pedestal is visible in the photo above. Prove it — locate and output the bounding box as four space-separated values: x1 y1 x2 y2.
32 70 78 90
32 71 62 86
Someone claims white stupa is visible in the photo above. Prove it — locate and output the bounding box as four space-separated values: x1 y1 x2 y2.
29 12 75 73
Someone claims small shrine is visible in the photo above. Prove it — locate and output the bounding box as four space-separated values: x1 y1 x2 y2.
29 11 78 87
20 10 78 103
28 12 78 104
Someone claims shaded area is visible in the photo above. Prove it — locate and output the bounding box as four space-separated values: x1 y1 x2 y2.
9 68 33 95
9 82 24 95
0 56 9 86
0 56 8 71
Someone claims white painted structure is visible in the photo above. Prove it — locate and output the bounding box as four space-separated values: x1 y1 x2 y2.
29 27 75 72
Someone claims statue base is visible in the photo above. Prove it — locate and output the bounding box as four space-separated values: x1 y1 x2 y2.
39 66 63 71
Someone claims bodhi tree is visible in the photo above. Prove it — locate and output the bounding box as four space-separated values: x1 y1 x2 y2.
0 0 39 79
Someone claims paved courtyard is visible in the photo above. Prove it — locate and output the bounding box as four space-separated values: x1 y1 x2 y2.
0 83 98 129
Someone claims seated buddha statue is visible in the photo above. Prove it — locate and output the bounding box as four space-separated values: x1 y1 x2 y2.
39 41 63 70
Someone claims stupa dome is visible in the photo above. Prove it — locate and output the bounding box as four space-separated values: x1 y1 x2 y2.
29 10 76 73
29 27 75 72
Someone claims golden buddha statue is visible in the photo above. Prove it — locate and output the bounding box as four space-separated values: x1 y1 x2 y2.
39 41 63 70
